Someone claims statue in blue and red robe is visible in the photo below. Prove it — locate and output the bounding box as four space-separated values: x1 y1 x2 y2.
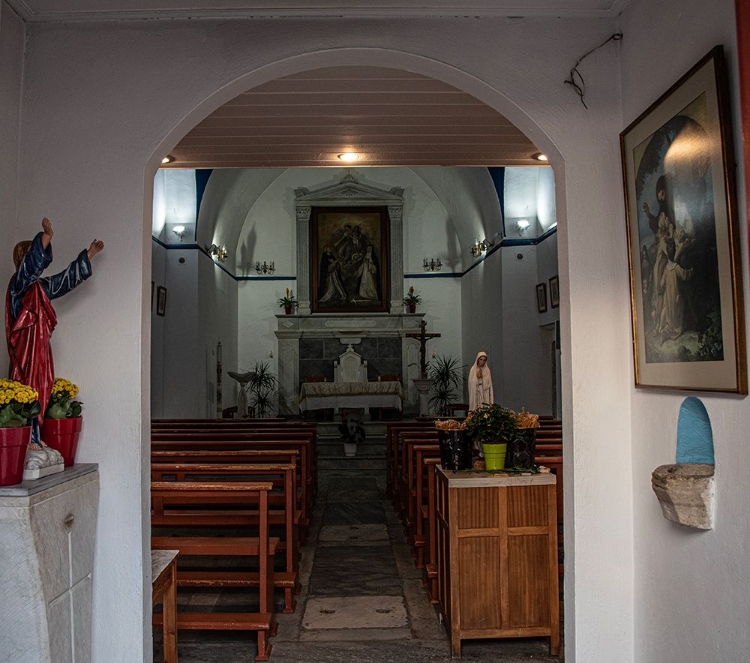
6 218 104 457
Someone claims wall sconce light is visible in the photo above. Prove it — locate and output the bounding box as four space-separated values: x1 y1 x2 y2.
517 219 530 233
173 225 186 240
470 238 495 258
208 244 228 263
423 257 442 272
255 261 276 275
470 242 486 257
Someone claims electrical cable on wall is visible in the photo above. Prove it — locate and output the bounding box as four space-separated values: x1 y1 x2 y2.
564 33 623 109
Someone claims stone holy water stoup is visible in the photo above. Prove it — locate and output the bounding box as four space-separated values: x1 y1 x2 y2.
651 464 715 530
651 397 716 531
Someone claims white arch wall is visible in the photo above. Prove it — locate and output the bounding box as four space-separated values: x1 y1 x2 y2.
15 19 631 663
8 7 741 661
621 1 750 661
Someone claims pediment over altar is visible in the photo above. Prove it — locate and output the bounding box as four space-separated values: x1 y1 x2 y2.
295 174 404 208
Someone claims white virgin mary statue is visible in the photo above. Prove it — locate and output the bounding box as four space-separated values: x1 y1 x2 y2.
467 351 494 411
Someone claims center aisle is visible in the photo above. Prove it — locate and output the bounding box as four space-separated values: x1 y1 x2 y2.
171 448 562 661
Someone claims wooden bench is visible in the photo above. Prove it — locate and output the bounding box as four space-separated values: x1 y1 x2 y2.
151 433 316 512
151 449 308 542
399 432 438 522
409 444 440 568
152 549 179 663
151 481 278 661
151 462 300 613
421 457 442 603
385 421 436 501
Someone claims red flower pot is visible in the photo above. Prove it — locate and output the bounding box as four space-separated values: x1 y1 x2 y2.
284 305 292 315
41 417 82 467
408 304 416 314
0 426 31 486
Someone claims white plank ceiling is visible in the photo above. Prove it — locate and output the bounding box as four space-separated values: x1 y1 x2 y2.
166 67 545 169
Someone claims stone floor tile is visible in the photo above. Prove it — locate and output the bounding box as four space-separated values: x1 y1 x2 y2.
302 595 408 629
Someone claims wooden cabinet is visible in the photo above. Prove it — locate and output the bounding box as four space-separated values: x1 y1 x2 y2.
435 467 560 657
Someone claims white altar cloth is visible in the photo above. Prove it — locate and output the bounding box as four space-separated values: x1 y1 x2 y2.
299 381 403 413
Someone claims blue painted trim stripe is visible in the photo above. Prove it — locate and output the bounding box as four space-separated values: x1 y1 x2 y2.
404 272 461 278
237 276 297 282
153 226 556 282
194 169 212 242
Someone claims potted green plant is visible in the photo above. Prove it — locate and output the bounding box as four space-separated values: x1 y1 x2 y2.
464 403 520 470
0 378 40 485
278 288 297 314
403 286 421 313
338 412 366 457
428 355 464 416
246 361 278 418
42 377 83 467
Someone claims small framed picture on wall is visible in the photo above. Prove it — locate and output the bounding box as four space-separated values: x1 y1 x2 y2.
536 282 547 313
156 286 167 317
549 275 560 309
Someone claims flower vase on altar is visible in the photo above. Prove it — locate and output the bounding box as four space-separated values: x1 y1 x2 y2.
41 417 82 467
0 426 32 485
0 378 41 485
41 378 84 467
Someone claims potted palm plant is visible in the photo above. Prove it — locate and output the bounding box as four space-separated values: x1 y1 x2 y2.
247 361 278 418
428 355 463 416
0 378 40 485
403 286 421 313
42 377 83 467
278 288 297 314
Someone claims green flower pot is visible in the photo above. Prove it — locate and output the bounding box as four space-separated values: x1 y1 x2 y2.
482 443 507 471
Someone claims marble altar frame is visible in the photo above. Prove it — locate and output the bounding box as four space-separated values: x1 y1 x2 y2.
295 174 404 316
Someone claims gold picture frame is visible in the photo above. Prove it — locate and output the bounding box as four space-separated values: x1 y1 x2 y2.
621 46 746 392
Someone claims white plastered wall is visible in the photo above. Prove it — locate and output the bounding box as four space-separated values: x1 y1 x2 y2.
12 15 640 662
620 0 750 661
0 2 23 380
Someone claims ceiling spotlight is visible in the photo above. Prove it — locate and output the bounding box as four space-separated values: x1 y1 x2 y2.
532 152 548 162
162 155 175 164
338 152 360 162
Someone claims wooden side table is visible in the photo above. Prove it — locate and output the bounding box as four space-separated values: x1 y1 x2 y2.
152 549 179 663
435 468 560 658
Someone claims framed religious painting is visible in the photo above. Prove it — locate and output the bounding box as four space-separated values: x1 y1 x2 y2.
549 275 560 309
621 46 746 393
536 283 547 313
310 206 390 313
156 285 167 317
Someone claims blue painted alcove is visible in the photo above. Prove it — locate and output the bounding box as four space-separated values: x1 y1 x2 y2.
676 397 714 465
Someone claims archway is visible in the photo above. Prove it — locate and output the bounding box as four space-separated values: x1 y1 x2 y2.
145 46 571 654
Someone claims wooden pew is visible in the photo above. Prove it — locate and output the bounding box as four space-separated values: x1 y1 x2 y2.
409 444 440 568
150 432 316 513
385 421 436 501
399 432 438 523
421 457 442 603
151 481 278 661
151 463 300 613
151 449 308 541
